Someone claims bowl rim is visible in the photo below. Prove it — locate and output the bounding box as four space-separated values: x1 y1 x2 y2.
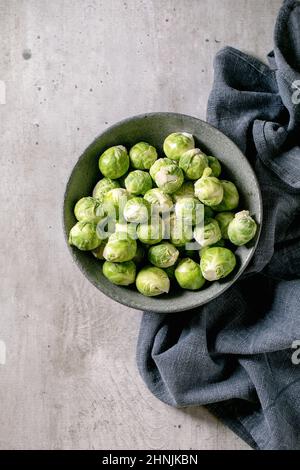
63 111 263 313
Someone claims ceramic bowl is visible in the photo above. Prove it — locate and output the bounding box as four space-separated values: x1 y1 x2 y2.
63 113 262 313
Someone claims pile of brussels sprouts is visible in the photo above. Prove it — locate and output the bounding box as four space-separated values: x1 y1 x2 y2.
69 132 257 297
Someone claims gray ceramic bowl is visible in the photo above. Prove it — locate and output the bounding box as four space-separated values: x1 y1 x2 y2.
63 112 262 313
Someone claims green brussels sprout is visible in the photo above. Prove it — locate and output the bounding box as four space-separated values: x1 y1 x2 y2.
211 180 239 211
91 241 107 259
179 148 208 180
174 197 204 226
144 188 173 213
69 221 101 251
215 212 235 239
124 170 152 196
168 213 193 247
103 232 137 262
148 242 179 268
137 218 164 245
163 132 195 161
204 206 215 220
99 145 129 179
132 244 146 266
94 214 117 241
123 197 150 223
129 142 158 169
92 178 120 199
193 218 222 247
74 197 106 223
152 161 184 194
172 181 195 202
175 258 205 290
115 222 138 239
103 260 136 286
136 266 170 296
199 238 225 257
103 188 131 218
200 247 236 281
228 210 257 246
207 156 221 178
149 158 173 180
194 168 224 207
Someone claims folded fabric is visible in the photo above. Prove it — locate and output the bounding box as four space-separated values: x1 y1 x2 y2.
136 0 300 450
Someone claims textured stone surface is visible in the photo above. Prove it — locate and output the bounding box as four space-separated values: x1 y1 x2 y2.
0 0 281 450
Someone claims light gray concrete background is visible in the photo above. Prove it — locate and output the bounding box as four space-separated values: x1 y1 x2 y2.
0 0 282 450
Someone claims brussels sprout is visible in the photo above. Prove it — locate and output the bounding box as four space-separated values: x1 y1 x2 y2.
228 210 257 246
74 197 106 223
136 266 170 296
194 168 224 207
163 132 195 161
211 181 239 211
115 222 138 239
92 178 120 199
103 188 131 218
103 260 136 286
200 247 236 281
149 158 172 180
199 238 225 257
103 232 137 262
179 148 208 180
168 213 193 247
152 161 184 194
172 181 195 202
175 258 205 290
129 142 158 169
137 218 164 245
207 156 221 178
69 221 101 251
95 215 116 241
124 170 152 196
144 188 173 213
148 242 179 268
175 197 204 226
123 197 150 223
215 212 235 239
91 241 107 260
193 218 222 248
99 145 129 179
132 244 146 266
